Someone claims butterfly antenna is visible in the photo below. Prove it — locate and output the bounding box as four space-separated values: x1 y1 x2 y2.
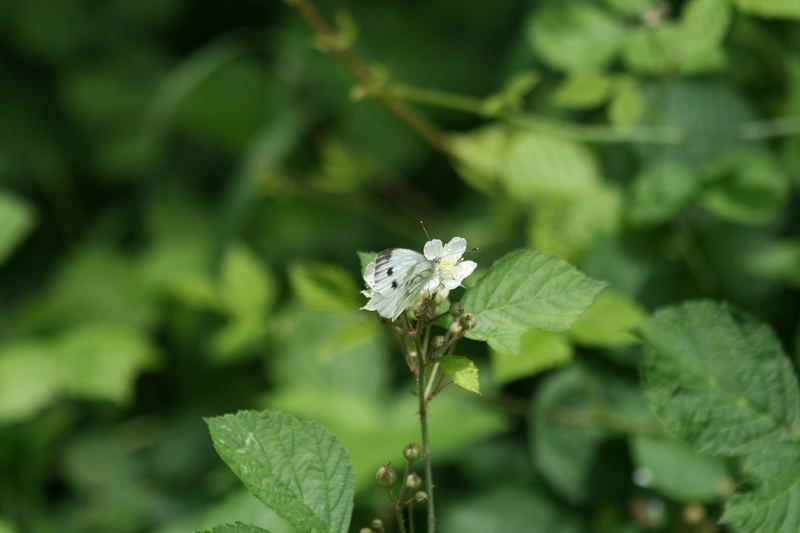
419 220 432 241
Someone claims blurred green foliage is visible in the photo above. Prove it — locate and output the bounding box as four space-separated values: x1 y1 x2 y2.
0 0 799 531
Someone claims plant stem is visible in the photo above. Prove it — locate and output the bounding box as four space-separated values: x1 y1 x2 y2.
424 363 439 400
416 367 435 532
408 499 416 533
387 487 407 533
289 0 452 154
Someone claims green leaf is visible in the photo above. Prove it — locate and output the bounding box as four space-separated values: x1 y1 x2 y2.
0 190 35 265
491 330 572 384
568 290 646 347
550 74 615 109
700 149 789 225
622 24 726 75
57 323 158 404
206 410 355 533
747 240 800 287
531 365 657 504
288 262 360 312
0 341 62 424
527 183 621 262
199 523 271 533
631 435 732 502
463 250 606 354
607 79 645 129
0 516 16 533
440 355 481 394
603 0 659 16
504 132 599 201
526 2 624 73
440 484 582 533
722 442 800 532
629 159 698 226
266 387 509 488
641 301 800 456
734 0 800 18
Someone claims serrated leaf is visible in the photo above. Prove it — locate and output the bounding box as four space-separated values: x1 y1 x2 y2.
440 355 481 394
463 250 606 354
722 442 800 532
199 523 271 533
526 2 623 73
491 330 572 384
631 435 732 502
206 410 355 533
734 0 800 18
630 159 698 226
568 290 646 347
641 301 800 456
0 190 35 265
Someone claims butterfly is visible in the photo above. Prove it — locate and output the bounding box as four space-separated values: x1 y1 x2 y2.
363 237 477 321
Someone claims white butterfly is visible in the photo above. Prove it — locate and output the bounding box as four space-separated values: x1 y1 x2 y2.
361 237 477 321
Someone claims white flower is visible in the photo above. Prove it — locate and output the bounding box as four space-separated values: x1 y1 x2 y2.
423 236 478 292
360 260 377 311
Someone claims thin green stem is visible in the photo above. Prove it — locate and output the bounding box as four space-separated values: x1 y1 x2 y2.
416 369 435 532
408 499 415 533
424 363 440 400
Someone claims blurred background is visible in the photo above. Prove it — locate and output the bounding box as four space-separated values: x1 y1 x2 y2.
0 0 799 531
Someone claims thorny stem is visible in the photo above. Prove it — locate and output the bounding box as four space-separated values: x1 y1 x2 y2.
416 363 436 532
289 0 452 154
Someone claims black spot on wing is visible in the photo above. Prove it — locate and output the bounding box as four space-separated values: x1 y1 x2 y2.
391 280 398 289
387 267 394 276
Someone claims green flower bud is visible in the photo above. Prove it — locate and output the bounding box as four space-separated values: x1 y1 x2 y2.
375 464 397 487
449 302 464 317
460 312 477 330
431 336 446 350
448 320 463 336
406 473 422 490
415 491 429 504
403 442 421 462
371 518 384 532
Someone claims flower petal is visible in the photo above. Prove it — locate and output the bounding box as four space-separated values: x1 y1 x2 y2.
454 260 477 282
443 237 467 260
424 239 444 260
443 278 462 290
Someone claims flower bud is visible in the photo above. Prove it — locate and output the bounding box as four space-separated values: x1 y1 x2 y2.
433 288 450 305
371 518 384 532
403 442 421 462
448 320 463 336
406 473 422 490
375 464 397 487
415 491 429 504
359 529 373 533
449 302 464 317
431 336 446 350
460 312 477 330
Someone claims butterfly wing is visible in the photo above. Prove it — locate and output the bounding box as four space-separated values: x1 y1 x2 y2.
372 248 428 296
371 262 435 320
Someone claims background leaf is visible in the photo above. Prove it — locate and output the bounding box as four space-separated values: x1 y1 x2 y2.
206 410 355 533
463 250 606 353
